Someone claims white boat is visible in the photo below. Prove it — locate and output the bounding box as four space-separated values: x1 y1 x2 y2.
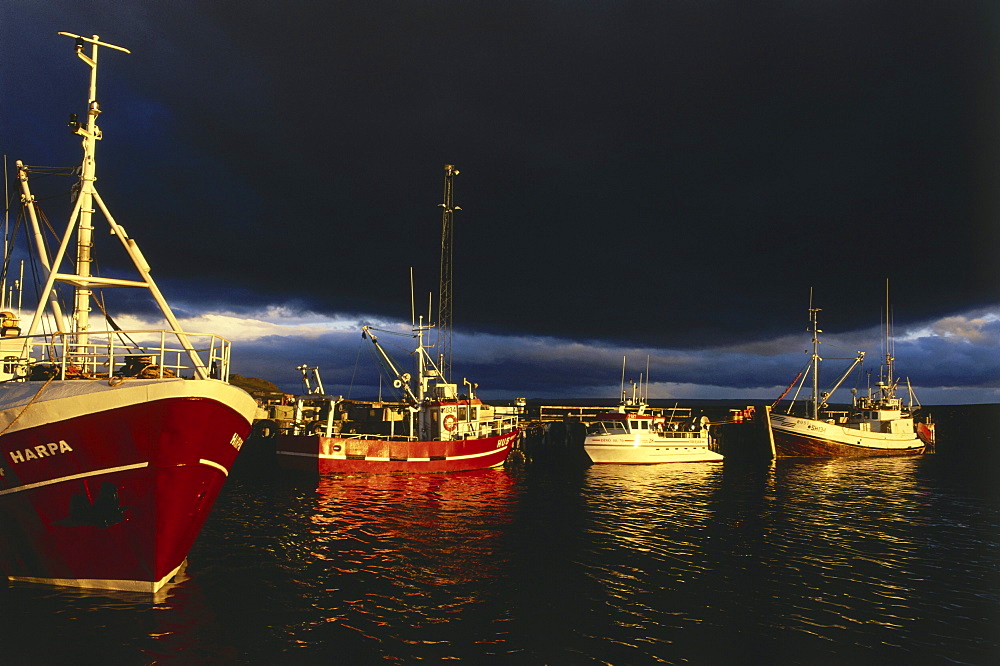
0 33 258 593
768 287 934 457
583 359 723 464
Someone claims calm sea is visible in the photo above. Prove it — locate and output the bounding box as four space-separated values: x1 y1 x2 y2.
1 406 997 664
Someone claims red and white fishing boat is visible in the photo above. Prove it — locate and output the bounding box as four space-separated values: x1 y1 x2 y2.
274 324 519 474
583 359 722 464
0 34 258 593
275 165 519 474
768 288 935 457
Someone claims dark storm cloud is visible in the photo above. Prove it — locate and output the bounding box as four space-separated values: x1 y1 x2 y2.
2 1 998 401
198 303 998 403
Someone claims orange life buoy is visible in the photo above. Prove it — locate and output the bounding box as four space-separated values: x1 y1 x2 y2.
443 414 457 431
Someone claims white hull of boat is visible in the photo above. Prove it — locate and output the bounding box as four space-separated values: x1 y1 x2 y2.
584 436 723 464
768 412 925 457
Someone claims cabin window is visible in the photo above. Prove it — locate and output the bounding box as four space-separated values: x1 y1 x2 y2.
458 407 467 420
2 355 16 374
590 420 627 434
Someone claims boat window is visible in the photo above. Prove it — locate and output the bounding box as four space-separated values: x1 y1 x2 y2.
590 420 628 434
458 407 467 420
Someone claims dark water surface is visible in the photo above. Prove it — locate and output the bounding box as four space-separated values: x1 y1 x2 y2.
1 447 997 663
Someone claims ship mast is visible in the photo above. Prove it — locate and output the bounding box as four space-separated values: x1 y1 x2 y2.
809 289 822 420
59 34 130 349
15 162 68 332
880 277 895 401
22 33 210 378
437 164 459 383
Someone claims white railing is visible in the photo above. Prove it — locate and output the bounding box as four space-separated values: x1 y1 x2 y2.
455 414 520 439
0 329 234 382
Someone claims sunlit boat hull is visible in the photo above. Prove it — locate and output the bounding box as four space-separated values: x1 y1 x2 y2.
0 379 257 592
769 413 925 457
275 429 519 474
584 436 723 464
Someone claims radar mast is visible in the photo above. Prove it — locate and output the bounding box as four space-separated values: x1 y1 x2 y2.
437 164 459 383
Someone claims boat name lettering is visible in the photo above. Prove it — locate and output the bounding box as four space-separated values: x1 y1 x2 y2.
806 424 826 432
497 433 517 449
8 440 74 464
230 433 244 451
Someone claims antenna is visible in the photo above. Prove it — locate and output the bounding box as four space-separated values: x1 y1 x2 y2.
2 154 7 310
3 155 8 270
409 266 415 327
620 356 627 403
807 287 822 420
884 277 895 391
437 164 459 383
645 355 651 403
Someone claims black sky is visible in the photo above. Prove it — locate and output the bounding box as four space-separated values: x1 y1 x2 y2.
2 1 998 367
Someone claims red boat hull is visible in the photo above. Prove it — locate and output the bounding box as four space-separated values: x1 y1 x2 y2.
275 429 519 474
917 421 936 446
0 381 255 592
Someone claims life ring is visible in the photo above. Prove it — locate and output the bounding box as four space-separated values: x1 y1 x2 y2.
251 419 278 439
306 420 328 435
443 414 457 432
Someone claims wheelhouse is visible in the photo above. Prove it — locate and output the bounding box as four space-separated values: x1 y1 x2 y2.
586 414 659 436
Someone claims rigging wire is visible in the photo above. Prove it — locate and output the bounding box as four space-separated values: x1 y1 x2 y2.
363 337 408 402
346 336 365 401
11 166 155 354
0 210 24 287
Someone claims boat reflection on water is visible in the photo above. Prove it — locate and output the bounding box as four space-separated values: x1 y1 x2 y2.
2 449 995 663
577 463 729 587
298 469 521 616
308 469 519 531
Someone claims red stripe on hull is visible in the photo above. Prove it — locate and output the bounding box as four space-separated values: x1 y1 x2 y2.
0 397 251 591
772 428 925 457
275 430 519 475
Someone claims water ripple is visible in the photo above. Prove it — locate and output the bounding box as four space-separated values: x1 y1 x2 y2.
1 454 996 663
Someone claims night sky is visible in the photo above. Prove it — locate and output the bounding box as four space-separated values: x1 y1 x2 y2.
2 1 998 404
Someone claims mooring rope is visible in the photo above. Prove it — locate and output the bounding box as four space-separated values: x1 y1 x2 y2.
0 374 58 437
